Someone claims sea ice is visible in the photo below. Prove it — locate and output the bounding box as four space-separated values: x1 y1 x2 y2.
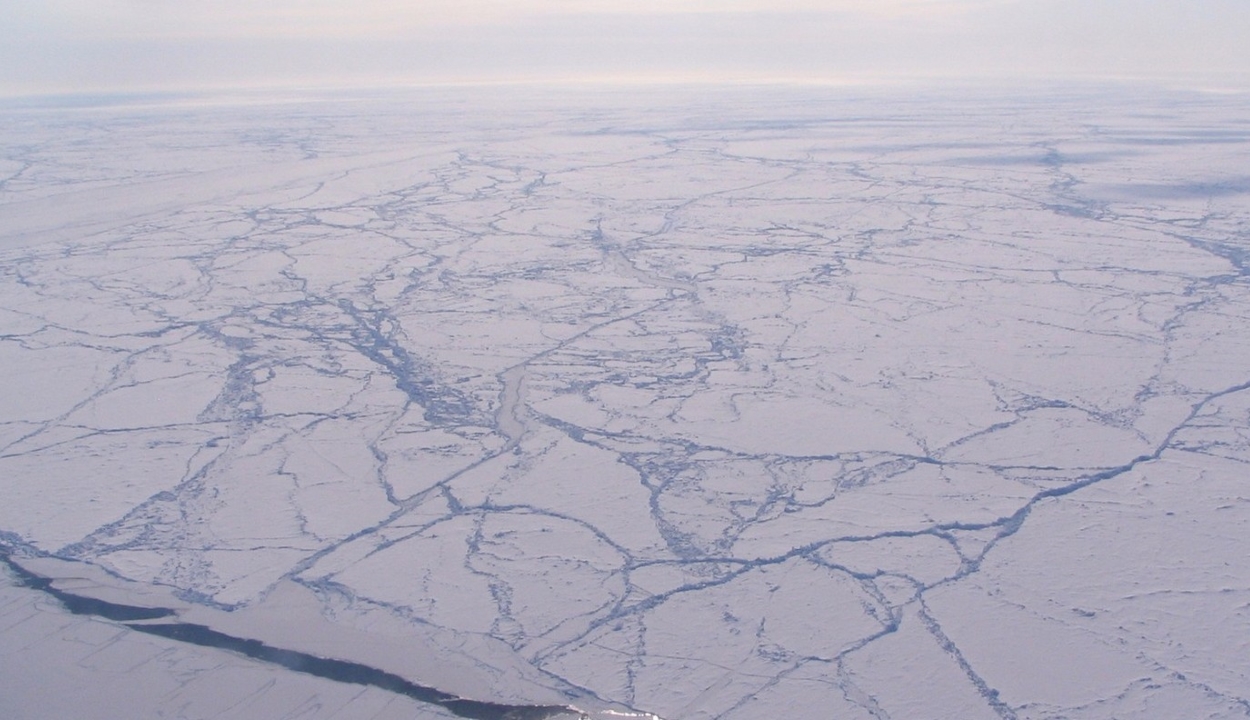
1 84 1248 719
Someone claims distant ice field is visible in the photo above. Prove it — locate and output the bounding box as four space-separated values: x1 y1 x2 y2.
1 84 1248 720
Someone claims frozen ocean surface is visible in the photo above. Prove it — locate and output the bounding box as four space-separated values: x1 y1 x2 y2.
1 84 1248 719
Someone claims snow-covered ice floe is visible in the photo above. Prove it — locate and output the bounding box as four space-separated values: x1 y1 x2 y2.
1 84 1249 719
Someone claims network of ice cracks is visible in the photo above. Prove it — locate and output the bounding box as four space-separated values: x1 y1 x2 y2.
1 85 1249 720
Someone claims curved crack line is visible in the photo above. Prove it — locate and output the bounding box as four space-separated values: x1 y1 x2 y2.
0 549 603 720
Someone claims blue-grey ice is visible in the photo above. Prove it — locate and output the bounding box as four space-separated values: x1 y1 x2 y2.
2 84 1249 720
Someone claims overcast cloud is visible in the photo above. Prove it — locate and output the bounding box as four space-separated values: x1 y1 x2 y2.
2 0 1248 95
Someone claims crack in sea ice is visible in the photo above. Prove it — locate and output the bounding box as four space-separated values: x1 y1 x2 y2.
1 549 667 720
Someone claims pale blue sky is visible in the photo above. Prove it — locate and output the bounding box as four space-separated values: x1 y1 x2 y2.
2 0 1248 95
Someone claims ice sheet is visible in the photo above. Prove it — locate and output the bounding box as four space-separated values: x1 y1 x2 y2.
2 84 1249 719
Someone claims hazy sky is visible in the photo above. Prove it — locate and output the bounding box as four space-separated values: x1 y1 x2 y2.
2 0 1248 95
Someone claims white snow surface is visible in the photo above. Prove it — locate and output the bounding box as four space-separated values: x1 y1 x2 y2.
1 84 1249 719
